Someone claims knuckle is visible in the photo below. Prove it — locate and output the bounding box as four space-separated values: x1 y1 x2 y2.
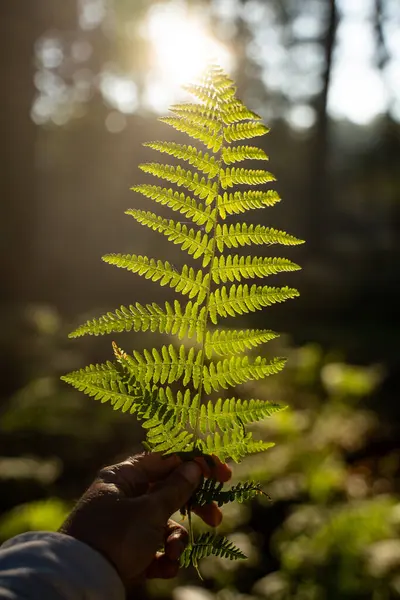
169 525 189 544
97 466 117 481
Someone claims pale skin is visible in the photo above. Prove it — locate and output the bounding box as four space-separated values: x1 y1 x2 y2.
60 452 232 591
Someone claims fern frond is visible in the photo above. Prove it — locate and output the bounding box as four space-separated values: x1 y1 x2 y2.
131 185 215 233
114 343 284 393
209 285 300 323
224 122 269 143
182 84 219 108
126 210 213 266
206 70 235 92
143 143 219 177
211 255 301 284
180 532 246 568
63 64 304 573
134 386 195 453
194 479 263 507
168 108 220 131
116 344 203 389
170 102 216 118
204 329 278 358
219 88 237 103
215 222 304 251
60 363 141 413
139 164 218 204
159 117 222 152
222 146 269 164
220 105 262 125
176 91 259 126
62 361 119 383
65 364 197 447
172 102 259 128
143 387 200 429
203 355 286 393
199 397 285 433
64 360 194 452
68 300 206 342
102 254 209 303
199 430 275 462
219 190 281 218
220 167 275 189
144 425 193 454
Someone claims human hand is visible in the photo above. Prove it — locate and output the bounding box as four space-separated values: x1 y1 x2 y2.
60 452 231 589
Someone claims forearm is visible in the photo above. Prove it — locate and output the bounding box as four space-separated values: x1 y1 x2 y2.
0 532 125 600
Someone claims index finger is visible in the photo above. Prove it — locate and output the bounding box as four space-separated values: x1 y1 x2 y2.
193 455 232 482
98 452 181 497
98 452 231 499
126 452 181 481
123 452 231 483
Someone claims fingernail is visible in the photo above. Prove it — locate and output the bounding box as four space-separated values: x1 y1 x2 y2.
179 461 202 485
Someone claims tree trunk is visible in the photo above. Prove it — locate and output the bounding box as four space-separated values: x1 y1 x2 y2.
306 0 338 253
0 2 41 304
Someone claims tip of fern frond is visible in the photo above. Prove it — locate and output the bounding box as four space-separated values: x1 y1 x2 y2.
112 341 123 359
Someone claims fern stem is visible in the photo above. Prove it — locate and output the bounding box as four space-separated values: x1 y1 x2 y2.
188 507 194 546
185 89 225 554
191 108 225 451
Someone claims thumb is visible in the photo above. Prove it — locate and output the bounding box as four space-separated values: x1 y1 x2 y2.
150 461 202 520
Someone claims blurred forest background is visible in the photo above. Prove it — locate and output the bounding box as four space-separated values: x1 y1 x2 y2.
1 0 400 598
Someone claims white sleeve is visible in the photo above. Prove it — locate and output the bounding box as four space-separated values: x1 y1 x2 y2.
0 531 125 600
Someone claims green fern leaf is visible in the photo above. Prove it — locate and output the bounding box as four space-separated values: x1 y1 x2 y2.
115 344 203 389
208 284 300 323
145 427 193 454
135 386 198 430
215 222 304 251
199 430 275 463
222 146 269 164
172 101 260 127
159 117 222 152
220 105 262 125
101 254 209 303
169 102 216 119
219 190 281 218
193 479 264 507
182 84 220 108
203 355 286 393
208 69 236 90
204 328 278 358
224 122 269 143
60 362 142 413
220 167 275 189
143 142 219 177
126 210 213 266
211 255 301 284
131 184 215 232
199 397 285 433
69 300 206 341
180 532 246 568
139 163 218 204
166 109 220 131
